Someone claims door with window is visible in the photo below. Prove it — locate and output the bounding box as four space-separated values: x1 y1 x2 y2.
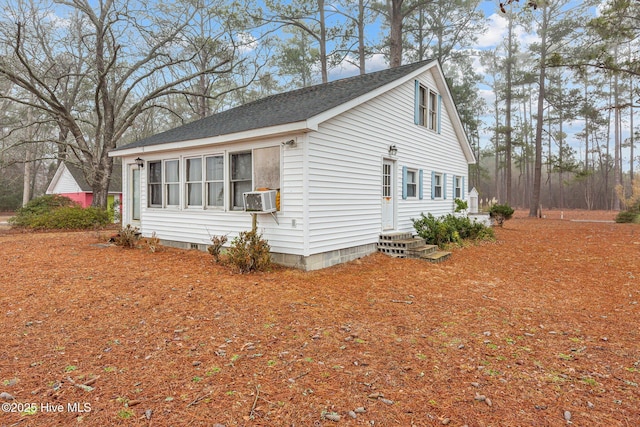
129 164 141 224
382 159 395 230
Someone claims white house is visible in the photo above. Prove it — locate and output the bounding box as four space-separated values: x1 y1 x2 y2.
110 60 475 270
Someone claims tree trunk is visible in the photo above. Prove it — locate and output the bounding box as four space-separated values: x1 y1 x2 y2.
529 6 548 218
613 62 621 210
558 110 564 209
358 0 366 74
388 0 404 67
22 147 33 206
505 8 513 205
319 0 328 83
631 76 635 184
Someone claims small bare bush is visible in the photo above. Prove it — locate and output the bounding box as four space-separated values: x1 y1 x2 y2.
207 235 228 262
144 231 161 253
114 224 140 248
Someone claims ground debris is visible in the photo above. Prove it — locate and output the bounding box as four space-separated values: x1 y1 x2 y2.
1 210 637 426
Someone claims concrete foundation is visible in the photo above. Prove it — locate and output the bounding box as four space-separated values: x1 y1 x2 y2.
159 239 378 271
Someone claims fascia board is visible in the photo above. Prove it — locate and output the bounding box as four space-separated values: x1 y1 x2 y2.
109 121 311 157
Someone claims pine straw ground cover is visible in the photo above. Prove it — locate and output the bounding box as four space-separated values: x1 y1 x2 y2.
1 210 639 427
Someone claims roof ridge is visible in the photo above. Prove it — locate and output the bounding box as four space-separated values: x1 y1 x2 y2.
113 59 435 152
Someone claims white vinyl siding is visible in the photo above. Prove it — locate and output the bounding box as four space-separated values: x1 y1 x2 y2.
120 140 303 255
306 70 469 255
119 64 470 260
54 166 84 193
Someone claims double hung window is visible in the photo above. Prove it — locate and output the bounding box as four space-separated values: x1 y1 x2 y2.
433 173 442 198
186 158 203 206
206 155 224 208
165 160 180 206
454 176 461 199
148 161 162 207
230 152 252 210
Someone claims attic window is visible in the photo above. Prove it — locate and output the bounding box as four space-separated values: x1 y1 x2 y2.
428 90 437 131
415 81 441 133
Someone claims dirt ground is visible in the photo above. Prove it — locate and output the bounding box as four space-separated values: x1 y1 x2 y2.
1 209 639 426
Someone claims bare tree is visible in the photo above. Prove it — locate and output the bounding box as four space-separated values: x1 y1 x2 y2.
0 0 245 208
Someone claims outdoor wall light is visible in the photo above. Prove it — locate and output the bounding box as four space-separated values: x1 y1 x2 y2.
388 144 398 156
135 157 144 168
282 139 297 148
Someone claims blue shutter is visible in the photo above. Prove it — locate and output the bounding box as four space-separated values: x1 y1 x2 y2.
414 80 420 125
443 173 447 199
431 171 435 199
419 169 424 200
437 94 442 134
462 177 466 199
402 166 408 200
453 176 456 200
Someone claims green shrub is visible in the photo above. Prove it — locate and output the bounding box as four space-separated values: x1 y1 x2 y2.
454 198 468 213
615 210 640 223
224 230 271 273
46 206 110 229
9 195 110 229
9 194 76 227
489 203 515 227
412 213 494 249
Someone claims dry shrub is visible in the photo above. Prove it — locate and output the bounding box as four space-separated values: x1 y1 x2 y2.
144 231 162 253
207 235 228 262
224 230 271 273
114 224 140 248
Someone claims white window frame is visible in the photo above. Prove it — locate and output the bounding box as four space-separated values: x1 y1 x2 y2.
205 154 225 209
230 151 252 210
428 90 438 131
165 159 180 207
417 84 439 132
454 176 462 199
418 85 428 127
148 160 163 208
185 157 203 207
406 169 417 198
434 173 443 199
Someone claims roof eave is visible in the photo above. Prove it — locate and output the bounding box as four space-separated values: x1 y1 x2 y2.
110 121 312 157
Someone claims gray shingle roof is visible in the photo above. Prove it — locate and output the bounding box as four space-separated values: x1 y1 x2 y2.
65 162 122 193
114 60 434 151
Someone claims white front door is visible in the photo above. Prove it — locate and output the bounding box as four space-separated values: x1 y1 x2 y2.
129 165 141 224
382 159 395 230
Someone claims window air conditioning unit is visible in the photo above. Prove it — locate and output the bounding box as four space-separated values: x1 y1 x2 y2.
243 190 277 213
